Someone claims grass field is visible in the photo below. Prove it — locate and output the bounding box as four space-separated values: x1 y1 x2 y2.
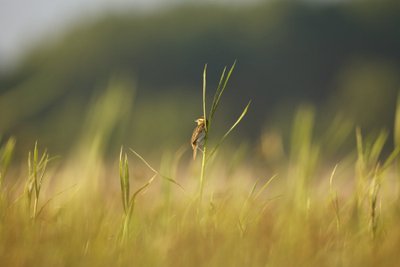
1 66 400 267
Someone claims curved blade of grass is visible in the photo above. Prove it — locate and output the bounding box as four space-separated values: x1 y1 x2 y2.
240 176 267 218
129 149 157 173
214 67 226 100
381 145 400 171
129 148 185 191
131 174 156 202
329 164 338 189
128 174 157 216
248 179 259 200
119 148 129 214
38 149 48 167
207 100 251 161
329 164 340 230
209 61 236 122
162 176 185 191
38 154 49 187
239 174 278 233
209 66 226 122
369 130 388 166
36 183 78 218
254 174 278 200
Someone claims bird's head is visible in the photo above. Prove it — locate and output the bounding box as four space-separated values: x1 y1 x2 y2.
195 116 205 126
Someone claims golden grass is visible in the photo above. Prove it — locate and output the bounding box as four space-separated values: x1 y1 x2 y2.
1 71 399 267
0 133 399 267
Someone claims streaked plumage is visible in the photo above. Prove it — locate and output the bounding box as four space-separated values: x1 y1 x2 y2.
191 117 206 160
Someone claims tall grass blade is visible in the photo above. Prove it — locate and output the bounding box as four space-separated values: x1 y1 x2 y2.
254 174 278 200
119 148 130 214
129 149 158 173
368 130 388 166
211 66 227 112
24 142 50 219
329 164 340 231
36 183 77 218
0 137 16 187
248 179 259 200
129 173 157 211
209 61 236 122
119 154 156 244
203 64 207 131
382 146 400 171
208 100 251 161
394 93 400 148
129 148 185 191
356 128 364 166
369 165 381 240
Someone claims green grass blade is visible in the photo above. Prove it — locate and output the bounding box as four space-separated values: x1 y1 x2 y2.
394 92 400 147
210 66 227 120
368 130 388 166
329 164 338 189
215 66 227 98
129 149 158 174
33 141 38 191
356 127 364 164
119 148 125 212
209 61 236 122
119 148 130 214
27 151 33 195
254 174 278 200
36 183 77 218
203 64 207 130
128 174 157 216
162 176 185 191
129 148 185 191
38 154 49 188
123 155 130 210
207 100 251 161
242 175 277 211
0 137 16 186
38 149 48 167
382 146 400 171
248 179 259 200
240 178 260 218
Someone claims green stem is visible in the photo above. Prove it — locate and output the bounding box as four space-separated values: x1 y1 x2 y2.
121 204 134 244
33 196 38 219
121 214 130 243
199 145 207 204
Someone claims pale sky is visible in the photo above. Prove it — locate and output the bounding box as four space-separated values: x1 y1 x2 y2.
0 0 176 69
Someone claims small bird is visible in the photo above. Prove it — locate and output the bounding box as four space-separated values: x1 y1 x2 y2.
191 116 207 160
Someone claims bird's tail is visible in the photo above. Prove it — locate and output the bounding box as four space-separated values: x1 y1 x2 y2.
193 146 197 160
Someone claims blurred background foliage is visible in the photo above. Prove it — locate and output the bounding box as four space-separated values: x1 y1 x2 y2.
0 0 399 158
